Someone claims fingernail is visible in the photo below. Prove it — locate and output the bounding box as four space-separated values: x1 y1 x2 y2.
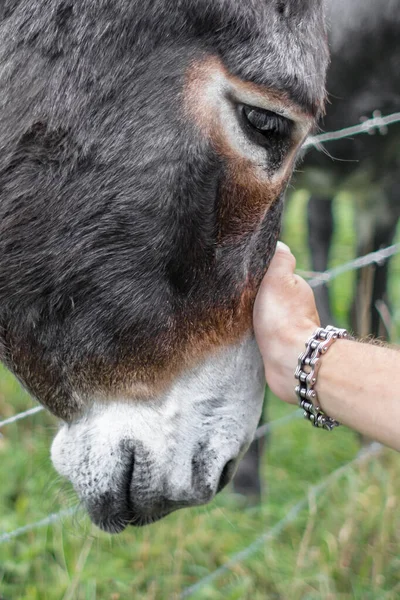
276 241 291 253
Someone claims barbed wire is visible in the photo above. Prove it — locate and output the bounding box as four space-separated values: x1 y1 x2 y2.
304 110 400 150
180 442 383 599
303 243 400 289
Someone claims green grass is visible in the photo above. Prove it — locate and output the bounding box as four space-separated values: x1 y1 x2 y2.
1 194 400 600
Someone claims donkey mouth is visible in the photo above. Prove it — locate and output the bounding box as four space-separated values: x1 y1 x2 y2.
86 455 184 532
85 449 241 532
86 493 176 533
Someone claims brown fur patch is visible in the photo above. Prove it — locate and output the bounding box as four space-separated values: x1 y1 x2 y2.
214 135 290 240
75 280 261 403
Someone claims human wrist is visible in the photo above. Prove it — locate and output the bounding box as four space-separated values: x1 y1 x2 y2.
259 320 318 405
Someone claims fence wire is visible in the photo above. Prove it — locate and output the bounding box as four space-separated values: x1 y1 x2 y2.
306 243 400 289
0 508 77 546
0 405 44 430
304 110 400 150
253 409 303 441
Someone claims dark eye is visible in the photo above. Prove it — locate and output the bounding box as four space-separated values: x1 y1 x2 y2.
242 104 292 139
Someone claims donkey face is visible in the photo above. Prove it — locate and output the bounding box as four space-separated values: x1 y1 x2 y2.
0 0 327 531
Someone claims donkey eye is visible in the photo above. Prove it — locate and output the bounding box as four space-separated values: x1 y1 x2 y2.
242 105 292 139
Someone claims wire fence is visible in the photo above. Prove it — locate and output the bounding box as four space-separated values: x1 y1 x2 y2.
0 110 399 590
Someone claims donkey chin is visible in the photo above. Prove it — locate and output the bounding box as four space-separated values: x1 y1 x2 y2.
51 336 265 532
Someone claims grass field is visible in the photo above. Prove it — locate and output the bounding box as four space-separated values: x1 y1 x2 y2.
1 193 400 600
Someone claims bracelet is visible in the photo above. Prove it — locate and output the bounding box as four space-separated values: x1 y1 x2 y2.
295 325 351 432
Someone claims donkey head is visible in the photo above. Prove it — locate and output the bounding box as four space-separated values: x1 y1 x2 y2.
0 0 327 531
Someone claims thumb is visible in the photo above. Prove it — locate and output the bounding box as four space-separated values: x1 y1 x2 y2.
263 241 296 283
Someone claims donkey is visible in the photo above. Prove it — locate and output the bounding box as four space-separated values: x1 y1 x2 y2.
0 0 328 532
305 0 400 334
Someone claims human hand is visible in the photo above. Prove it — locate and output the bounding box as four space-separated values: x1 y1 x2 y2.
253 242 320 404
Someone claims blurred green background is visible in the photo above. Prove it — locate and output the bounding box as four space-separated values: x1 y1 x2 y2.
1 192 400 600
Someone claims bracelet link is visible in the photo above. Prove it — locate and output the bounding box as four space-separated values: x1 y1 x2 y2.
295 325 352 432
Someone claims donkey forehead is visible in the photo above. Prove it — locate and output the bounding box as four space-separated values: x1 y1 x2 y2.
127 0 327 118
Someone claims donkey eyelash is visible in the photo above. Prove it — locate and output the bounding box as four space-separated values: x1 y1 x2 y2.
241 104 292 141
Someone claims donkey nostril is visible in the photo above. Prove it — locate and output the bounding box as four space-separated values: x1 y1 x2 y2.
122 448 135 510
217 459 236 493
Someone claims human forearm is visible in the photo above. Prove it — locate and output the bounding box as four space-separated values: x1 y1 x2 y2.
314 339 400 451
254 242 400 452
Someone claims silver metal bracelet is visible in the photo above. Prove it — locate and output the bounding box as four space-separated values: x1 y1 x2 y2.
295 325 351 432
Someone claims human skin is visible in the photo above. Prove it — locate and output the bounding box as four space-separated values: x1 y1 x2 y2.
254 242 400 452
